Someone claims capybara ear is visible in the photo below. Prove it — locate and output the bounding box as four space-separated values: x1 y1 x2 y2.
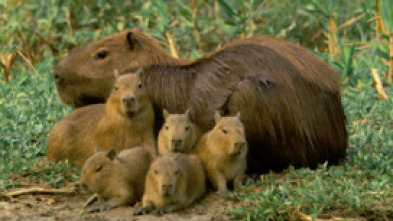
236 111 241 119
106 149 117 161
126 31 139 50
136 67 144 78
214 111 222 123
94 146 101 153
163 109 170 120
114 69 120 79
184 108 190 119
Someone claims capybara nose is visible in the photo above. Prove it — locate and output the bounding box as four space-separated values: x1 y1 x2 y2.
171 139 182 150
234 142 245 154
123 96 136 103
162 184 173 194
54 72 62 83
76 182 89 192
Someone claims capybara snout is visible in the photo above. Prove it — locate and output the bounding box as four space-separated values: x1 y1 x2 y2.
122 94 138 114
161 183 174 196
233 141 246 155
122 95 136 103
171 139 183 151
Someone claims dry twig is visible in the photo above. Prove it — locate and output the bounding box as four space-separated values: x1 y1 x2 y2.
326 13 339 60
371 68 388 99
83 193 99 208
16 51 41 78
165 31 179 59
7 187 75 197
387 35 393 83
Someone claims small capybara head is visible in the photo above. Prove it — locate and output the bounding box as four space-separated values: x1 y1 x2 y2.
212 111 247 156
148 156 184 197
79 147 118 194
160 109 196 153
108 68 149 116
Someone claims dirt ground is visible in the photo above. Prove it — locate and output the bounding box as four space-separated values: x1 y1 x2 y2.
0 183 237 221
0 176 389 221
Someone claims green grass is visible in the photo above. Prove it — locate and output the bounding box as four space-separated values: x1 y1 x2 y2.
1 0 392 219
0 57 78 189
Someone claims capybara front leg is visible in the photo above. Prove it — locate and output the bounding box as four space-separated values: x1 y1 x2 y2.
234 174 244 191
209 170 228 197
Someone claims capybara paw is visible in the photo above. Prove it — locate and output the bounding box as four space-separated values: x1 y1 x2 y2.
86 204 112 213
86 206 101 213
234 182 244 191
216 190 229 198
152 207 169 215
133 206 150 215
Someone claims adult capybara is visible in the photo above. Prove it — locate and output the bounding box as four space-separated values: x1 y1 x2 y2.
54 30 348 173
157 109 199 155
193 112 247 196
79 147 152 213
133 153 205 215
54 28 188 107
47 69 155 165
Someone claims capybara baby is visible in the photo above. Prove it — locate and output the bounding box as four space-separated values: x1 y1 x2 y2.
79 147 152 213
47 68 155 166
133 153 205 215
157 109 199 155
193 111 247 196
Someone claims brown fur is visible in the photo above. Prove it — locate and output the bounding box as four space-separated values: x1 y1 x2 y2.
157 109 199 155
193 112 247 196
54 30 347 173
134 153 205 215
47 70 155 166
54 29 188 107
79 147 152 213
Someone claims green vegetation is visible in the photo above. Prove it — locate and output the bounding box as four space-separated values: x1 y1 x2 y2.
1 0 392 219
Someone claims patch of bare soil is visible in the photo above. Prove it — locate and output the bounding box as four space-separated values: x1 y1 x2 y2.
0 185 236 221
1 179 391 221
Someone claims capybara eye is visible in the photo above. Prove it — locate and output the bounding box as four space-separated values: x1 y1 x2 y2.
222 129 227 134
185 126 189 131
95 164 103 172
114 86 118 91
94 50 109 59
138 83 142 89
165 126 169 130
154 169 159 174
